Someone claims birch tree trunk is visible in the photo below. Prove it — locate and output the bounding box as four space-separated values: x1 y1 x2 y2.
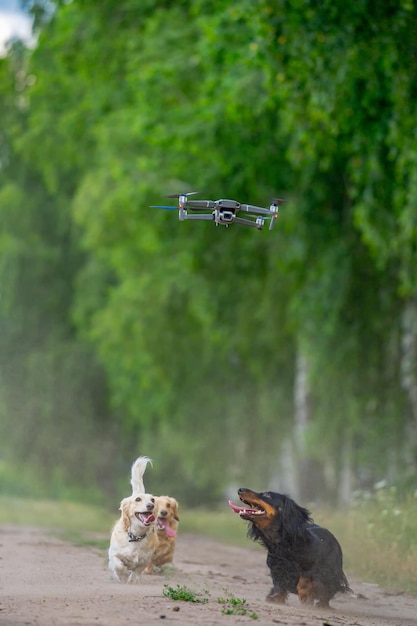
400 298 417 470
293 346 324 502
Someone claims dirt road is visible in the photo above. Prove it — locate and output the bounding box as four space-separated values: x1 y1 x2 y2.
1 525 417 626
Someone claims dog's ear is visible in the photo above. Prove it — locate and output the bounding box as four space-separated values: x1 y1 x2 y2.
152 495 160 517
281 496 312 539
172 499 179 522
119 497 131 531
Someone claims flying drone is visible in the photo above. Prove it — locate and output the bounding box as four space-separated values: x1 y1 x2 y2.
151 192 284 230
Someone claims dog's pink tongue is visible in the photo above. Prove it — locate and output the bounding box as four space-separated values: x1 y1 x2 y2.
228 499 243 513
160 518 177 537
166 525 177 537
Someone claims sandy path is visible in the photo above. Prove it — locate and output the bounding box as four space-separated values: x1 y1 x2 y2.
1 525 417 626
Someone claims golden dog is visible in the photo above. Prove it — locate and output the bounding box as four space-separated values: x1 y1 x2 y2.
145 495 179 572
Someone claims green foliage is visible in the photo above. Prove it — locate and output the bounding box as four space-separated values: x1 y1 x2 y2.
218 593 259 620
321 484 417 593
1 0 417 504
163 584 209 603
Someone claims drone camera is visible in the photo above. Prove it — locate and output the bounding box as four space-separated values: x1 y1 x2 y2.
222 210 235 222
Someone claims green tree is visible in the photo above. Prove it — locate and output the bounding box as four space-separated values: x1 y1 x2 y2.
1 0 416 504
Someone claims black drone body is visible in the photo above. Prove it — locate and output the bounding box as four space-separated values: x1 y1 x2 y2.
151 192 283 230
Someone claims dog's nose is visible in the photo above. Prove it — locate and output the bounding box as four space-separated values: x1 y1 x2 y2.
146 502 154 511
160 510 167 517
238 488 245 494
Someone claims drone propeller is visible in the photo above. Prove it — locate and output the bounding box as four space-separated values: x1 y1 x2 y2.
166 191 199 199
150 205 178 210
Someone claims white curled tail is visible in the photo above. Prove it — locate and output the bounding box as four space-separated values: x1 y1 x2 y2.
130 456 153 494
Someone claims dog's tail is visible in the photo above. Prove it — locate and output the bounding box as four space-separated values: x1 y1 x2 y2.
130 456 153 494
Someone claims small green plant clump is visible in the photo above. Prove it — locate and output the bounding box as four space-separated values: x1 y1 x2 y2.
217 592 259 620
162 585 259 619
163 584 209 603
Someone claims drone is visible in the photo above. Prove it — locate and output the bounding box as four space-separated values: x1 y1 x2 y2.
151 192 284 230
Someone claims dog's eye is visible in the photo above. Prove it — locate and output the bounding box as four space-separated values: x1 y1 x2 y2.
166 503 171 508
135 497 141 502
151 498 155 503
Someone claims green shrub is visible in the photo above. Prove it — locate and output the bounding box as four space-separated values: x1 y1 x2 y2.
317 485 417 593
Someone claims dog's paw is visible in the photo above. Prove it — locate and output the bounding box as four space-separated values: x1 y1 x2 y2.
266 590 288 604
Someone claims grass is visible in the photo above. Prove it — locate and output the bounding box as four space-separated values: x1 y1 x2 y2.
162 584 259 619
176 507 250 546
2 487 417 595
218 592 259 619
0 495 114 550
317 487 417 594
0 495 114 533
163 584 209 603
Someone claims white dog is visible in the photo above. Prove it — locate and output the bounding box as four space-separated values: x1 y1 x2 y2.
108 457 159 582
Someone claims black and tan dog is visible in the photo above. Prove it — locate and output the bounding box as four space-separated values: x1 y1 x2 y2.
229 488 351 608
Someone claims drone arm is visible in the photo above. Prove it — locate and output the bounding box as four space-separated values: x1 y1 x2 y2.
182 213 214 221
233 216 264 229
185 200 217 210
240 203 274 216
